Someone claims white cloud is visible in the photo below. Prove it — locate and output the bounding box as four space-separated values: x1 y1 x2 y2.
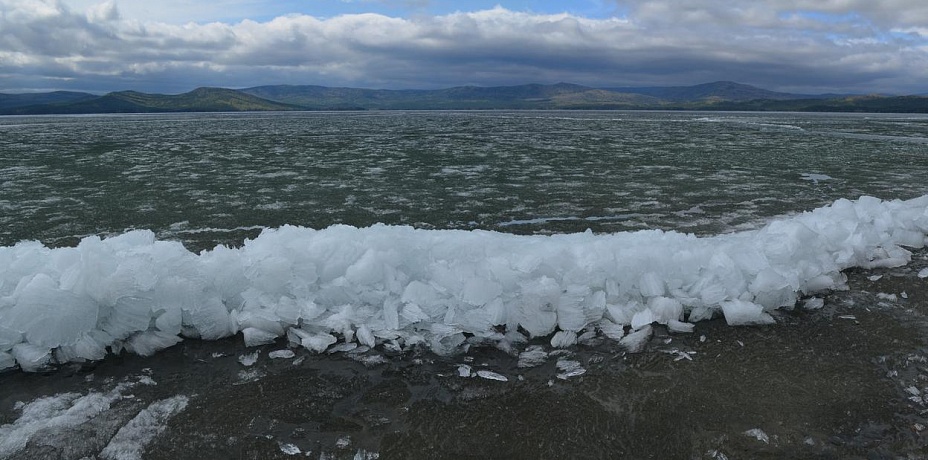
85 0 119 22
616 0 928 28
0 0 926 94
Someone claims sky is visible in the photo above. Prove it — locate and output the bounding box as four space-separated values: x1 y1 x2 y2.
1 0 927 95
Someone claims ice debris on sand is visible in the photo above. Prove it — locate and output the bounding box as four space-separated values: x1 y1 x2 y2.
476 370 508 381
555 359 586 379
802 298 825 310
268 349 295 359
743 428 771 444
0 195 927 371
517 345 549 368
278 442 301 455
238 351 259 367
99 396 189 460
457 364 473 377
0 375 178 459
0 392 115 457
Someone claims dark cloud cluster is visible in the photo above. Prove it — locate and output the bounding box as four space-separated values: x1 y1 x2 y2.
1 0 925 94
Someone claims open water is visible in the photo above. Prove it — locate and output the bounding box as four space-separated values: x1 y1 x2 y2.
3 111 928 251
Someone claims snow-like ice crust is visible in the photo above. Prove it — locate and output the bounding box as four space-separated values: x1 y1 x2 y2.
0 375 171 457
99 396 189 460
1 195 927 371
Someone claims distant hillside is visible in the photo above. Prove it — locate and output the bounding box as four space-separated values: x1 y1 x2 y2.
241 85 425 110
548 89 661 108
709 95 928 113
242 82 661 109
605 81 818 102
1 87 300 114
3 82 927 114
103 88 301 112
0 91 96 110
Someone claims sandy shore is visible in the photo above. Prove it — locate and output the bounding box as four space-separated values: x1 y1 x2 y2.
2 250 927 459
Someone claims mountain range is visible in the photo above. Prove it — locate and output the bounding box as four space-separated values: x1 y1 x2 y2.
2 81 926 114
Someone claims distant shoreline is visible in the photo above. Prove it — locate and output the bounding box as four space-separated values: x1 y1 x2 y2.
3 81 927 115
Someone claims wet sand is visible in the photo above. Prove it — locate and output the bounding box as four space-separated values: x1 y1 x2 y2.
2 251 928 459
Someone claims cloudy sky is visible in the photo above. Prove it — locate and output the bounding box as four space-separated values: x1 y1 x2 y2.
1 0 927 94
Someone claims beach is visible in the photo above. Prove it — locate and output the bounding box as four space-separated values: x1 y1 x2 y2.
2 249 926 459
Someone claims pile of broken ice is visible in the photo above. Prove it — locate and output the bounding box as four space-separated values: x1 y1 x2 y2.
1 195 927 371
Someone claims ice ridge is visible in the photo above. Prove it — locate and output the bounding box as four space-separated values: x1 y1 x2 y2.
1 195 927 371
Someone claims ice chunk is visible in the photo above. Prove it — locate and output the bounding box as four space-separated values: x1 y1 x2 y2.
476 370 508 381
453 364 471 378
289 329 337 353
800 173 832 184
648 297 684 324
638 272 665 297
801 275 837 293
515 277 560 337
605 303 634 326
555 359 586 379
153 308 182 335
620 325 652 353
919 268 928 279
98 296 153 340
743 428 770 444
720 300 775 326
6 274 98 348
0 325 22 352
517 345 548 368
630 309 656 330
697 282 728 306
353 449 380 460
124 331 182 357
893 229 925 248
461 278 503 306
242 327 278 347
11 343 51 372
328 342 358 353
550 330 577 348
237 368 265 383
577 328 598 344
268 349 295 359
0 351 16 371
597 319 625 341
802 298 825 310
54 332 109 362
183 298 234 341
238 351 259 366
667 320 695 334
356 324 376 348
749 268 794 309
669 349 694 361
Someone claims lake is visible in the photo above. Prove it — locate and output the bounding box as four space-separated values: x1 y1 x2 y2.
1 111 928 459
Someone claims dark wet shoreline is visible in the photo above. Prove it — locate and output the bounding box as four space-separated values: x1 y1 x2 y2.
2 250 928 459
